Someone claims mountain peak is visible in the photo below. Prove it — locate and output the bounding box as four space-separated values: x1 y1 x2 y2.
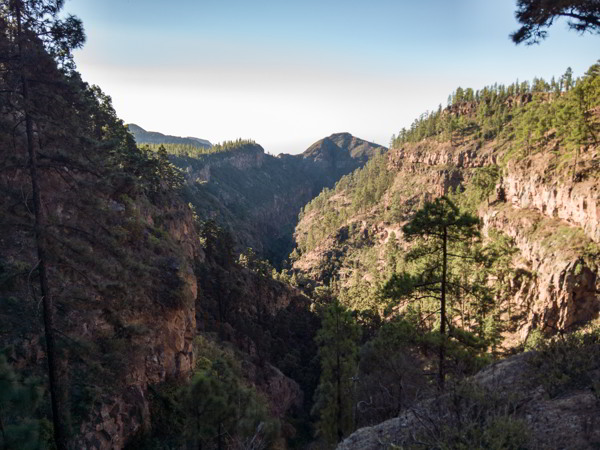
302 133 386 163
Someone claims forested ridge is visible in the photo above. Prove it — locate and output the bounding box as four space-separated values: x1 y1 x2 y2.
126 123 212 151
297 63 599 259
1 1 599 449
392 65 598 161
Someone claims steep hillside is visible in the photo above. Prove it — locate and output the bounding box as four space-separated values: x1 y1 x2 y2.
127 123 212 149
172 133 386 265
3 2 599 448
292 64 600 348
131 221 321 449
0 15 320 448
0 45 202 446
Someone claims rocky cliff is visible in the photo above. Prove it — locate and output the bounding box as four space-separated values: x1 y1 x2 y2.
292 132 599 347
482 204 599 344
61 201 202 449
503 148 600 242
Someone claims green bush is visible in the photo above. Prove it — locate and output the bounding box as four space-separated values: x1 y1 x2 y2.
528 327 600 398
0 355 50 449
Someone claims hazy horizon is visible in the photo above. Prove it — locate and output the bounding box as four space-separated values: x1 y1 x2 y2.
66 0 599 154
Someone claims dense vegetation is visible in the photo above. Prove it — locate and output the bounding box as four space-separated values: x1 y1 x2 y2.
391 64 599 180
1 1 599 449
142 138 258 158
296 153 394 254
132 337 282 449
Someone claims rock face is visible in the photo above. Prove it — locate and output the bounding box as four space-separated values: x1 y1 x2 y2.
71 198 315 448
0 151 205 449
504 152 600 242
73 207 200 449
243 362 303 419
338 353 600 450
482 206 599 342
293 137 599 344
190 144 267 182
388 141 492 170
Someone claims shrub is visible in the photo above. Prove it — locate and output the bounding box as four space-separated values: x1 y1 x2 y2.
528 327 600 398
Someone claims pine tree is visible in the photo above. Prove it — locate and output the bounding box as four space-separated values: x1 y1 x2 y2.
511 0 600 45
182 358 238 450
469 165 500 208
0 355 48 449
0 3 84 447
383 197 479 389
562 67 574 92
1 3 191 447
180 355 277 450
312 300 361 446
385 231 400 277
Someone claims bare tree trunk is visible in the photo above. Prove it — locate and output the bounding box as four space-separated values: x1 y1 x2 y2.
572 145 579 183
217 422 223 450
439 227 447 391
0 411 7 446
15 4 68 449
336 311 343 442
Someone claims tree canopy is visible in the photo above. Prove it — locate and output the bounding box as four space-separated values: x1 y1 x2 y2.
511 0 600 44
383 197 481 389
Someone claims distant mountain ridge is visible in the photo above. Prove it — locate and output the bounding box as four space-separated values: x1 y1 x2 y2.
127 123 212 148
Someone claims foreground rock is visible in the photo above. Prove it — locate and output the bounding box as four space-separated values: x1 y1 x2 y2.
338 352 600 450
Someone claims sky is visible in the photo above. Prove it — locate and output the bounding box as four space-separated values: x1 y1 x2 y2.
64 0 599 155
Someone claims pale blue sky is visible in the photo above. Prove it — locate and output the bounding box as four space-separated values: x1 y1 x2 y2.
65 0 599 154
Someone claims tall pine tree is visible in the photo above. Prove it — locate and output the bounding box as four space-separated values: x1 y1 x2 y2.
383 197 479 390
312 300 361 446
1 2 84 447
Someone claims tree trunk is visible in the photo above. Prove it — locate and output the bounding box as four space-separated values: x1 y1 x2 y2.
15 4 69 449
217 422 223 450
439 227 447 391
572 145 579 183
0 411 7 446
336 311 343 442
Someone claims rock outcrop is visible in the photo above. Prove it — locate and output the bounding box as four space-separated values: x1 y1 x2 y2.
338 353 600 450
504 151 600 242
482 205 599 342
73 207 200 449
